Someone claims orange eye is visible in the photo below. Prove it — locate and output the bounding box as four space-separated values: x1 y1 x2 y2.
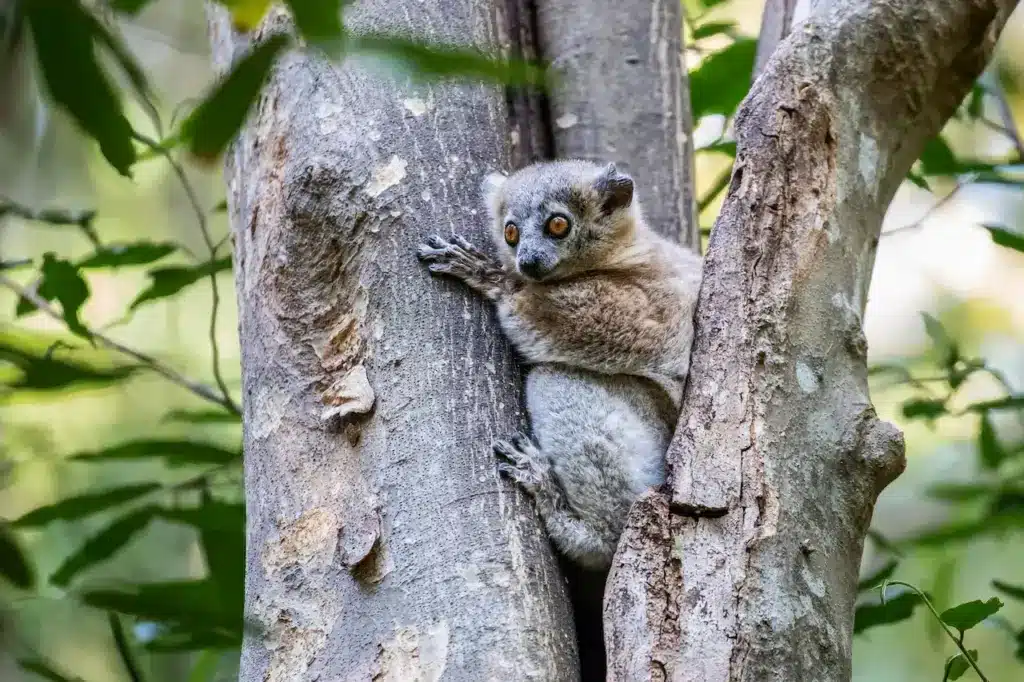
546 215 571 238
504 222 519 246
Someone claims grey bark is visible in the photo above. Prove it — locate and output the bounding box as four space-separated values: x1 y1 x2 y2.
752 0 801 80
209 3 579 680
534 0 699 247
604 1 1020 680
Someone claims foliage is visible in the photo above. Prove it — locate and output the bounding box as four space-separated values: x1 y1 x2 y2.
0 1 547 680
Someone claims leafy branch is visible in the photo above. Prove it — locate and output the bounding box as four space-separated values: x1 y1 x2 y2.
0 273 238 414
132 132 239 415
879 581 999 682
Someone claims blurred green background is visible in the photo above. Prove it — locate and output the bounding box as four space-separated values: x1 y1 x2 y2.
2 1 1024 681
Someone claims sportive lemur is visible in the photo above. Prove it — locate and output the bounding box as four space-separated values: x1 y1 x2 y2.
417 160 703 569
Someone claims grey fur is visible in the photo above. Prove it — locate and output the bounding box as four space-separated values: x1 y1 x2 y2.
418 159 703 568
494 367 673 568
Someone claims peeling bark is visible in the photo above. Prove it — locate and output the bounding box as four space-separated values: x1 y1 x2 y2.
209 3 579 680
604 1 1020 680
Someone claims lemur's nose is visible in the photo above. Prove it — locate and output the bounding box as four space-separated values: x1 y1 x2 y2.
516 251 550 280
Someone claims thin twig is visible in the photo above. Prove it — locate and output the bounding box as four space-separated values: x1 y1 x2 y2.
882 182 965 236
982 70 1024 160
0 273 239 414
132 132 240 415
752 0 799 81
880 581 990 682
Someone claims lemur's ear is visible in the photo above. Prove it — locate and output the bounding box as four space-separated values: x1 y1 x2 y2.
481 171 508 218
592 163 633 215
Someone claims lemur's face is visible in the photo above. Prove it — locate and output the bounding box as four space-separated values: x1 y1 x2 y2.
482 160 636 281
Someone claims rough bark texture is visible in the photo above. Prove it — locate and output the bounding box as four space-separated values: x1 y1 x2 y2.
534 0 699 247
210 4 579 680
604 1 1020 681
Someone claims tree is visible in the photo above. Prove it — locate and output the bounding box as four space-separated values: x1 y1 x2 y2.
605 1 1020 680
208 0 698 676
3 0 1024 681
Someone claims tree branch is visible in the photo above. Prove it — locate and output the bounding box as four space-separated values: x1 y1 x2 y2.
533 0 699 248
981 68 1024 158
752 0 801 81
604 1 1020 680
0 272 239 414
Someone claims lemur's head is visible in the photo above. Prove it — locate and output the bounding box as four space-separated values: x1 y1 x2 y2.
481 160 639 282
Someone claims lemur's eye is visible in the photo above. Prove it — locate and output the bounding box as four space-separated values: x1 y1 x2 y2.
546 215 571 238
504 222 519 246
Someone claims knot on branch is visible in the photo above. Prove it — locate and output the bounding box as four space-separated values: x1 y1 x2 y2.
844 408 906 495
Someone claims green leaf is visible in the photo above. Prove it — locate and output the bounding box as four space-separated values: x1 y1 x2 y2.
0 331 135 395
163 409 241 424
180 34 290 161
130 256 232 310
989 490 1024 517
854 590 924 634
77 242 177 269
906 171 930 191
85 6 154 113
11 483 160 527
981 223 1024 253
992 580 1024 603
901 397 948 421
110 0 155 14
945 649 978 681
696 140 736 157
0 523 35 589
25 0 136 175
349 32 548 88
17 659 81 682
691 21 736 40
81 579 237 630
965 394 1024 412
0 201 99 242
906 519 991 547
284 0 343 42
16 254 92 340
69 439 240 466
966 83 985 119
940 597 1003 632
49 507 156 586
187 650 222 682
161 501 245 613
918 136 958 176
921 312 958 368
978 412 1008 470
857 559 898 593
689 38 757 119
145 625 241 652
214 0 273 31
928 482 1001 502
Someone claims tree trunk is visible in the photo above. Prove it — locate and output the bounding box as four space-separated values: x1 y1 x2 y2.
535 0 699 247
209 3 579 679
604 1 1019 680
